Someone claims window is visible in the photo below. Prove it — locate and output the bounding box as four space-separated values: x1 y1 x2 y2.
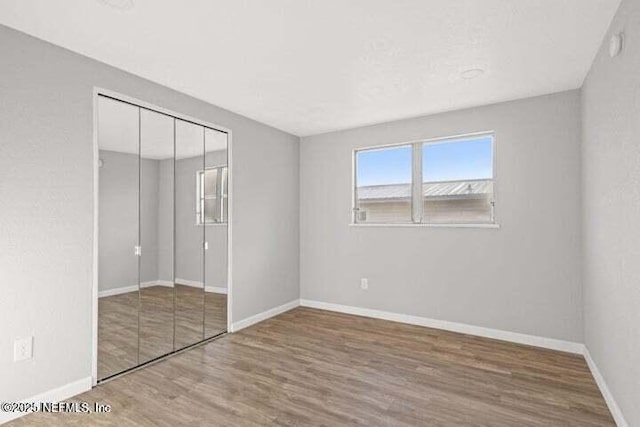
197 166 228 224
422 136 494 224
353 133 495 225
354 145 413 223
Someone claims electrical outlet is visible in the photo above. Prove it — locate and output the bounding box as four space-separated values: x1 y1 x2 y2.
14 336 33 362
360 278 368 290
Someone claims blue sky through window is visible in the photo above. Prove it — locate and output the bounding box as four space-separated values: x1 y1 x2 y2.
357 145 412 186
356 136 493 187
423 136 493 182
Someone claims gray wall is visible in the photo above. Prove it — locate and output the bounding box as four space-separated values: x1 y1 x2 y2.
301 90 583 342
98 150 162 290
98 150 140 291
157 157 174 283
202 151 229 289
99 149 231 292
172 152 228 287
0 25 299 402
140 155 160 284
582 0 640 424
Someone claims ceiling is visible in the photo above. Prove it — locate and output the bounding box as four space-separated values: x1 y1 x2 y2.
0 0 620 136
98 96 228 160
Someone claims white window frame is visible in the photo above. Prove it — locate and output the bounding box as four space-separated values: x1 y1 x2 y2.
351 131 499 228
196 165 228 225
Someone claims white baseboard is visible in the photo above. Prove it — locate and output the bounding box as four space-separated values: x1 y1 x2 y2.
0 376 92 425
98 280 172 298
230 299 300 333
205 286 228 294
583 348 629 427
175 278 228 294
141 280 173 288
299 299 585 354
174 278 202 288
98 285 137 298
98 280 227 298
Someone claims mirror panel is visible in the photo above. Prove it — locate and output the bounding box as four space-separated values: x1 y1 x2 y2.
97 95 229 380
97 96 140 380
174 119 205 348
139 109 175 363
204 128 228 338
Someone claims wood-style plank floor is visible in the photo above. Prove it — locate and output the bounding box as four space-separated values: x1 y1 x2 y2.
98 285 227 380
12 308 614 426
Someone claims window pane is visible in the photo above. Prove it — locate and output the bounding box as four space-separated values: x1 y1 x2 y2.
422 136 494 224
204 169 218 198
221 167 228 198
355 145 412 223
221 167 228 222
203 198 217 223
222 196 228 222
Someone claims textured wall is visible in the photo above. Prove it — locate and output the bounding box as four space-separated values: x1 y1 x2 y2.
301 90 583 342
582 0 640 424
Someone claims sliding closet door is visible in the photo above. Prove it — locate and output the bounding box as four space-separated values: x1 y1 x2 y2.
138 109 175 363
204 128 228 337
97 96 140 380
174 119 205 348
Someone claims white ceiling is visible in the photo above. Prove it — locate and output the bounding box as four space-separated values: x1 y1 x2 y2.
0 0 620 136
98 96 227 159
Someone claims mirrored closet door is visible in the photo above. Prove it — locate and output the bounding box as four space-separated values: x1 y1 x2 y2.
204 128 229 338
139 109 175 364
174 119 205 349
97 97 140 380
97 94 229 381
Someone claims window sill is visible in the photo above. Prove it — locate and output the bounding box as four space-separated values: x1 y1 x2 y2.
196 223 228 227
349 222 500 229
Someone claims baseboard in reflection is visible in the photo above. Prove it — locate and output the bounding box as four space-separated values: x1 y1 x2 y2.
98 280 227 298
174 278 227 294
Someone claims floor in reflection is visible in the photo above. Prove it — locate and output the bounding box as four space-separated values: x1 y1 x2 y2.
98 285 227 380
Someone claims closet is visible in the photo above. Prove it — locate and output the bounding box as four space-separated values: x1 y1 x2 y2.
97 94 229 381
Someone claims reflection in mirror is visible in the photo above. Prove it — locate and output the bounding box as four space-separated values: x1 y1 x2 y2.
204 128 228 337
174 119 205 348
97 96 140 379
138 109 175 363
97 95 228 380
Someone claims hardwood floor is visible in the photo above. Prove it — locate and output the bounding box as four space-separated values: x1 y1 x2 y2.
98 290 138 379
15 307 613 426
98 285 227 380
